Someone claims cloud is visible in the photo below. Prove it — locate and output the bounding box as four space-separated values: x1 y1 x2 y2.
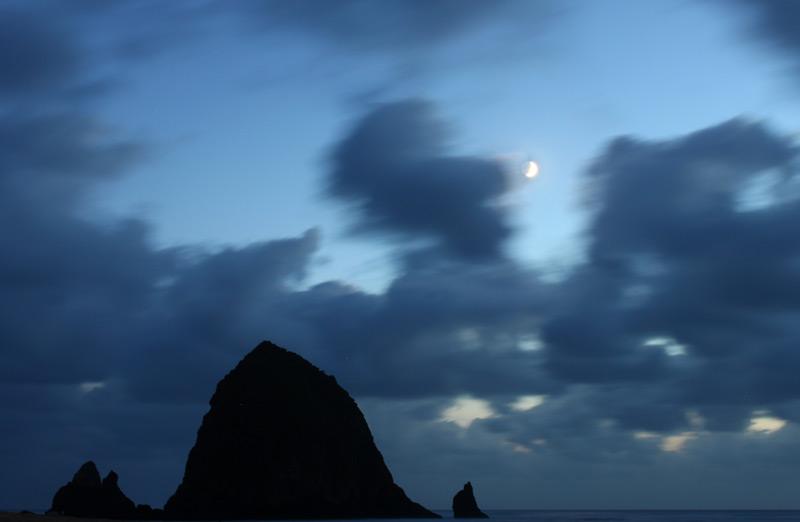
0 89 532 508
0 111 144 191
250 0 534 52
0 2 124 104
0 93 553 510
438 117 800 477
0 6 82 97
728 0 800 58
4 56 800 511
329 100 513 259
232 0 563 96
0 77 325 503
0 110 153 390
534 117 800 436
0 0 560 110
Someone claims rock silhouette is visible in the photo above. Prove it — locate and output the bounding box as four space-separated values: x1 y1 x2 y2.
165 341 440 520
51 461 137 519
452 482 488 518
135 503 164 519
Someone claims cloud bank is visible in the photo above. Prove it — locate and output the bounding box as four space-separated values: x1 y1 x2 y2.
4 90 800 508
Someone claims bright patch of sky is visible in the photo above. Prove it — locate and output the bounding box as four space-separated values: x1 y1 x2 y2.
78 381 106 393
644 337 688 357
660 433 696 452
510 395 545 411
747 414 787 435
440 396 495 428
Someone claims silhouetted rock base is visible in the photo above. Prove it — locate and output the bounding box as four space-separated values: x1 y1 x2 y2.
452 482 488 518
51 462 141 519
136 503 166 520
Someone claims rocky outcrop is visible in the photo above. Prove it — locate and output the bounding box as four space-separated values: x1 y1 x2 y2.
101 471 137 517
452 482 488 518
165 341 440 520
51 461 137 519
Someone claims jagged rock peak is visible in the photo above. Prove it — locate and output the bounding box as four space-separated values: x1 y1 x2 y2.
51 462 137 519
72 461 101 487
165 340 440 520
101 469 137 517
102 470 119 488
453 481 489 519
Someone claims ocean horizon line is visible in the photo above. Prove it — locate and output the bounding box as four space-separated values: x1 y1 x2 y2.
7 508 800 520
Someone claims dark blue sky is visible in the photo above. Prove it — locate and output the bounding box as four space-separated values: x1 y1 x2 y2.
3 0 800 511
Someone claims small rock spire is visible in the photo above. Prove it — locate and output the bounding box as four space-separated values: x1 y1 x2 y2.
453 481 488 518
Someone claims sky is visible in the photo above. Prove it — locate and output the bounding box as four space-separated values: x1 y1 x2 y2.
3 0 800 512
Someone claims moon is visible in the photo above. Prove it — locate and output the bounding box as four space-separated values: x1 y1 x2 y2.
525 161 539 178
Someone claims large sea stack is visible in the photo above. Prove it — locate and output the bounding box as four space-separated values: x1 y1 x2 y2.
165 341 440 519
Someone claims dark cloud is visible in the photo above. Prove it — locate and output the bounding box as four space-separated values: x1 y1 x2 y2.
729 0 800 57
463 117 800 465
329 100 513 259
0 2 126 105
12 0 554 78
252 0 529 52
0 0 559 113
121 230 321 405
0 6 82 97
0 1 225 111
0 111 144 184
69 1 227 62
0 110 153 390
233 0 563 97
534 118 800 437
585 119 796 264
315 261 552 398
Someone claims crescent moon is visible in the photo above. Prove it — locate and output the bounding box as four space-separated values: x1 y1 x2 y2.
525 161 539 178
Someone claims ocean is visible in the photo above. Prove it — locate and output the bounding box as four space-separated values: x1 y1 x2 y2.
438 511 800 522
13 510 800 522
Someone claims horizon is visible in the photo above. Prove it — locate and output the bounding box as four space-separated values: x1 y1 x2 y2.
4 0 800 513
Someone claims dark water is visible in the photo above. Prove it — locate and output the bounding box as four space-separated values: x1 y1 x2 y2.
11 510 800 522
459 511 800 522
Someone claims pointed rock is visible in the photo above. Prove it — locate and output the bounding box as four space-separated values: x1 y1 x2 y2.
165 341 440 520
51 462 137 519
52 462 103 517
72 461 101 487
100 470 137 518
453 482 488 518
